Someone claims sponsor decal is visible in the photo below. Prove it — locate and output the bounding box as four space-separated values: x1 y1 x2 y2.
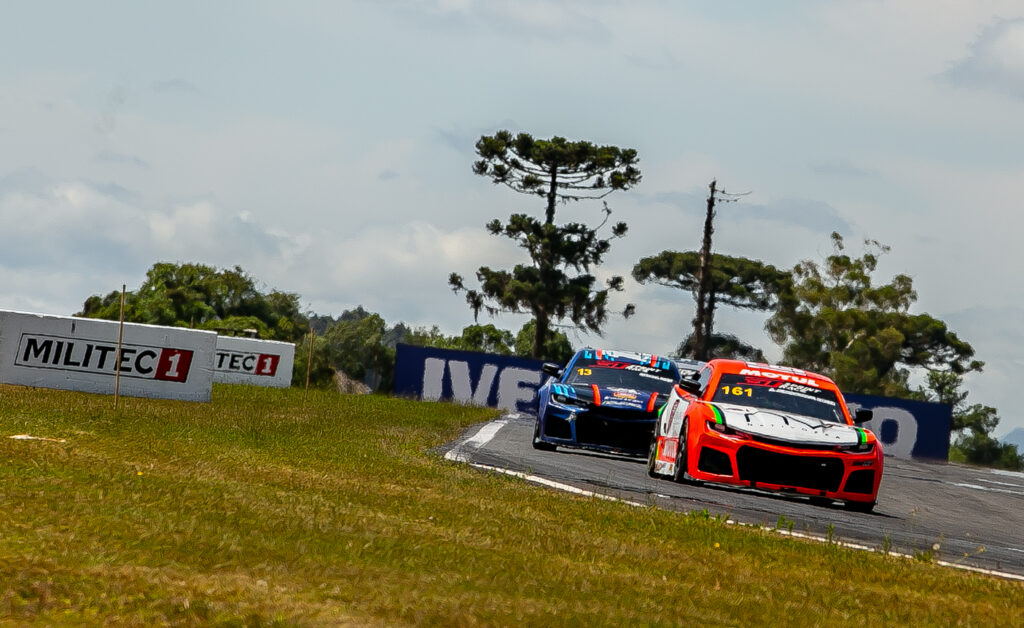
660 438 677 462
16 334 193 382
665 399 680 433
738 368 821 388
612 391 638 400
215 351 280 376
856 427 868 445
593 360 670 374
708 403 725 424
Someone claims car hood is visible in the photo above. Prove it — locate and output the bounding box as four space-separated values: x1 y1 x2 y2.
554 382 663 411
714 403 864 447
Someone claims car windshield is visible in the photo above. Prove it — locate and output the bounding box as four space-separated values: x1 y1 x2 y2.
564 357 677 394
710 373 846 423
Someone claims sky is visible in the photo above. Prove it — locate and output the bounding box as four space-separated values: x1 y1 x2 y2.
3 1 1024 435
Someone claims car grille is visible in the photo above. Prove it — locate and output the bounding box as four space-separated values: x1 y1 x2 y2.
697 447 734 476
574 409 655 453
843 469 876 495
748 434 841 451
542 415 572 439
735 445 844 492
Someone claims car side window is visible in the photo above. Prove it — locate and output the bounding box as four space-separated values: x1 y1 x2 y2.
696 366 713 395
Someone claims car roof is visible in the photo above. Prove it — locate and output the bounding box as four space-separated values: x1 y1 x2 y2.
576 347 676 370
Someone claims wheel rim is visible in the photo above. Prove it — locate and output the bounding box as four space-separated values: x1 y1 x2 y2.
647 435 658 474
674 418 689 479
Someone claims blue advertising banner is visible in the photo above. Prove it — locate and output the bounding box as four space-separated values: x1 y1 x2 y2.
393 344 548 414
844 393 952 461
393 345 955 461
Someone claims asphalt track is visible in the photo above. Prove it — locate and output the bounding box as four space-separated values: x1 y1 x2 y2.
441 412 1024 580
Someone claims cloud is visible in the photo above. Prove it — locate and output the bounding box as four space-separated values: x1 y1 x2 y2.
645 190 850 235
0 179 299 309
152 78 199 94
399 0 611 43
0 168 52 196
433 126 477 156
96 150 150 168
811 159 871 177
941 17 1024 99
291 221 523 324
93 182 142 205
96 84 128 136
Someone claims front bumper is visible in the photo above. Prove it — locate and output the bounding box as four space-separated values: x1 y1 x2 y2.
538 404 657 456
684 422 883 503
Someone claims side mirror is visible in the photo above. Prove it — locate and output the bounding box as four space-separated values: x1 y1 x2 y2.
677 378 701 394
854 408 873 424
542 363 562 377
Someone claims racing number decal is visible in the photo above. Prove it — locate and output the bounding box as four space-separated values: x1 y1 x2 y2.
720 385 753 397
154 349 194 382
577 368 592 376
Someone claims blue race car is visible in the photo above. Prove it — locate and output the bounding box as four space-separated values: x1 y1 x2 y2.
533 348 681 456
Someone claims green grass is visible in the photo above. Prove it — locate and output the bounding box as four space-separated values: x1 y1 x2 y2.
1 384 1021 626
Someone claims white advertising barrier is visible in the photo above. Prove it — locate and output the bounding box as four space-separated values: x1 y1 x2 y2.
0 310 216 402
213 336 295 388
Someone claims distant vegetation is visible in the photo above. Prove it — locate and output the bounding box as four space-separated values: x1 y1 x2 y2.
77 262 308 342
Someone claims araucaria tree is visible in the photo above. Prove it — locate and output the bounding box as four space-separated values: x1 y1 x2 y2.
450 130 641 359
632 251 790 360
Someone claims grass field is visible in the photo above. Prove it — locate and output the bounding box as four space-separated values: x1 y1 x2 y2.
1 383 1022 626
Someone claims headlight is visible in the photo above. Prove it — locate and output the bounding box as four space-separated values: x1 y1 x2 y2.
552 393 587 407
707 420 749 439
708 420 730 434
839 442 875 454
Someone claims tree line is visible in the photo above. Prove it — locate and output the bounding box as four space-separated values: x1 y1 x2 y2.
74 129 1020 470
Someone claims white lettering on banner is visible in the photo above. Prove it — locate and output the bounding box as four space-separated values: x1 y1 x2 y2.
212 336 293 387
215 351 280 376
496 367 542 410
419 359 543 410
447 361 498 406
849 403 919 460
422 358 445 401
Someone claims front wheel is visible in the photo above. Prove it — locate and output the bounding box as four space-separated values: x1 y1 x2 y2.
672 417 691 483
532 418 557 451
646 432 659 478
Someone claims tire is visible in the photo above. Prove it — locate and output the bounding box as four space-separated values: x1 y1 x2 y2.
844 500 875 513
672 417 691 483
532 418 557 451
646 432 659 478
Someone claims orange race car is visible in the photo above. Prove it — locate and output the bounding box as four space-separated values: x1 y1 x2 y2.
646 359 883 512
